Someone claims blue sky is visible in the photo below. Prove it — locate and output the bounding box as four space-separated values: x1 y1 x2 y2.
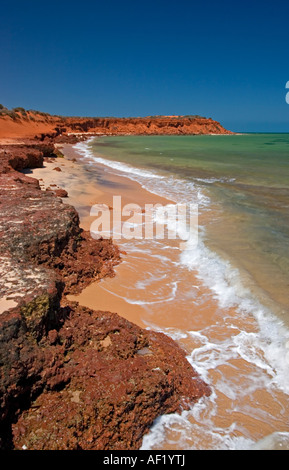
1 0 289 131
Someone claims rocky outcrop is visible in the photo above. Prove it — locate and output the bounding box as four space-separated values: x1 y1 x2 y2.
11 302 210 450
63 115 232 136
0 108 232 141
0 143 120 447
0 141 211 450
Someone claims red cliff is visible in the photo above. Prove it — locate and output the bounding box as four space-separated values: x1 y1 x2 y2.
0 108 232 141
62 115 232 136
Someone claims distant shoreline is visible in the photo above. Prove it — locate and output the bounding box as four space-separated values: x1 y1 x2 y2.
0 106 234 142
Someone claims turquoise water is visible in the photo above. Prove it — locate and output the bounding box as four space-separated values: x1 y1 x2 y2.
74 135 289 449
90 134 289 323
91 134 289 186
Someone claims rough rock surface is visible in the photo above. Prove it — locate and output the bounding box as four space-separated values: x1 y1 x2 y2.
60 115 233 136
0 110 233 141
12 302 210 450
0 140 211 450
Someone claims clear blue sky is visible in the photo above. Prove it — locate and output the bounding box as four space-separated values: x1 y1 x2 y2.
1 0 289 132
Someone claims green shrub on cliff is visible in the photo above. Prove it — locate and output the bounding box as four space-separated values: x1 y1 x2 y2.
13 107 26 113
0 105 28 120
0 104 9 114
13 107 28 118
0 109 18 120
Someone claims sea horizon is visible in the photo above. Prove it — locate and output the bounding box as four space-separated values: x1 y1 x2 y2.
67 133 289 449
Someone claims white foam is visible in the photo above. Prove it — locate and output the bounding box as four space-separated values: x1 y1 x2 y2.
250 432 289 450
74 140 164 180
143 322 189 342
74 137 289 449
195 177 236 184
180 236 289 392
140 398 255 450
99 281 179 305
73 140 211 211
76 140 289 395
135 273 168 289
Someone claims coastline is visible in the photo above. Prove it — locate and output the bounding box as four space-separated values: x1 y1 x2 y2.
30 142 227 335
1 129 289 449
53 138 289 450
28 141 179 329
0 135 212 450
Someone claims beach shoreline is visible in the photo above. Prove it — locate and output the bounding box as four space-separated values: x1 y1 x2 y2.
27 140 180 329
0 135 213 450
2 131 289 450
54 138 289 450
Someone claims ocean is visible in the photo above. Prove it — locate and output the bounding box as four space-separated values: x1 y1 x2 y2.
74 134 289 450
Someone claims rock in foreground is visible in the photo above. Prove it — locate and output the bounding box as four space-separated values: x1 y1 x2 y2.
12 302 210 450
0 141 211 450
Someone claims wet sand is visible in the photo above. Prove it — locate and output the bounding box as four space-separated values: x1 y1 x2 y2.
28 143 177 328
28 141 289 450
28 144 226 334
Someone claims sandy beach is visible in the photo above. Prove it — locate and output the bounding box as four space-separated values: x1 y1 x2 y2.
2 0 288 451
26 139 289 449
28 143 219 330
26 142 245 332
27 142 177 329
2 135 213 451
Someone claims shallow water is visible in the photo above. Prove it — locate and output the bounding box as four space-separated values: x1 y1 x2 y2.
72 135 289 450
89 134 289 323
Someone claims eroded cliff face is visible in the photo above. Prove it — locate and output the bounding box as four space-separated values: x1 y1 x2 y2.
0 140 211 450
0 110 232 141
62 115 232 136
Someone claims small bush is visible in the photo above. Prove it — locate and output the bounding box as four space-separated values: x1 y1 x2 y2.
0 109 19 120
13 107 28 118
13 107 26 113
8 110 19 120
0 105 8 114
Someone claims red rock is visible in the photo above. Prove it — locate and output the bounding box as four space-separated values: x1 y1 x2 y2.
0 110 233 143
0 142 121 448
12 303 211 450
54 188 68 197
0 138 211 450
57 115 232 136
